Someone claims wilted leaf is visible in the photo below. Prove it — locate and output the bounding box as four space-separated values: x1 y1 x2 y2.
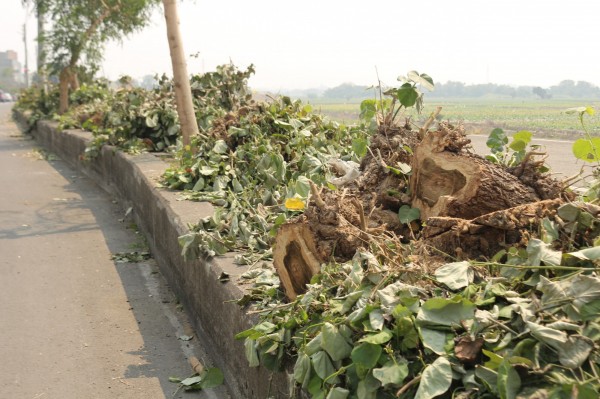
414 356 452 399
558 335 594 369
294 352 312 387
434 261 473 290
180 376 202 386
420 327 449 355
455 336 484 365
311 351 337 382
526 239 561 266
526 321 567 350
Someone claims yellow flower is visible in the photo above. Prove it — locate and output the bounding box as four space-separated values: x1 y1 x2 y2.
285 198 305 211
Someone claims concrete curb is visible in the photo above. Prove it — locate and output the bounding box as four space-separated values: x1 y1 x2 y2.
13 111 293 399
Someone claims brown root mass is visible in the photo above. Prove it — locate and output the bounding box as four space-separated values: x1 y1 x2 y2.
273 120 576 299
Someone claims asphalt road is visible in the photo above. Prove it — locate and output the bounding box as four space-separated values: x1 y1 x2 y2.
0 103 229 399
468 134 595 183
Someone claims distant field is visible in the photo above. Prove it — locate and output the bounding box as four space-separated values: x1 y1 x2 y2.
307 98 600 138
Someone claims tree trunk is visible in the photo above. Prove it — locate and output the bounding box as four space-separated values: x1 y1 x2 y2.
273 223 323 300
410 123 540 221
162 0 199 147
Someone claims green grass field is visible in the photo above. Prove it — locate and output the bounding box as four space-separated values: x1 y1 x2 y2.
308 98 600 138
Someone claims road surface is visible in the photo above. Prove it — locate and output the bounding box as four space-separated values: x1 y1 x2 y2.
0 103 229 398
469 134 595 183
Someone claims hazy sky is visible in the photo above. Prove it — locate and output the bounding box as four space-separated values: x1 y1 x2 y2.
1 0 599 91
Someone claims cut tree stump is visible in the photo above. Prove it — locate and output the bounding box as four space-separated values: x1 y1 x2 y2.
410 124 541 220
273 223 323 300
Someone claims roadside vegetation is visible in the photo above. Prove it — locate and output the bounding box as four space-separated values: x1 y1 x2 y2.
13 64 600 399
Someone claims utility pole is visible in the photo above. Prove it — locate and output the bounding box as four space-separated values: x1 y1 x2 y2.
23 23 29 87
36 3 47 91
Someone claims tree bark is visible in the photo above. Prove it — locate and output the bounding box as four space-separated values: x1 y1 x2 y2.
273 223 323 300
162 0 199 147
410 123 540 221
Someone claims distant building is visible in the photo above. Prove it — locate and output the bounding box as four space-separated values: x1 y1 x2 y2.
0 50 24 88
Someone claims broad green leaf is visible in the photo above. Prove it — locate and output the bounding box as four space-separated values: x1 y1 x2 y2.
357 371 380 399
497 360 521 399
212 139 229 154
351 343 382 369
359 100 377 121
566 246 600 261
434 261 473 290
294 352 312 388
414 356 452 399
486 128 508 152
369 309 384 331
419 327 449 355
311 351 337 382
305 333 323 356
295 176 311 198
508 139 527 152
372 361 408 387
416 296 475 328
395 83 419 108
199 368 224 389
512 130 532 144
398 205 420 224
573 138 600 163
321 323 352 361
326 387 349 399
352 138 368 158
359 329 393 345
244 338 259 367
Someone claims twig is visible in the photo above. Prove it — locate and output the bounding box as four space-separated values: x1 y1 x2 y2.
396 375 421 397
309 180 326 209
418 106 442 139
188 356 205 375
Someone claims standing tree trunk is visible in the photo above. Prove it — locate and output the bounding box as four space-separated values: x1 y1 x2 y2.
162 0 198 146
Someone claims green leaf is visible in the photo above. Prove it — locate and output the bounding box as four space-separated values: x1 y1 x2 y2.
199 368 224 389
486 128 508 152
407 71 435 91
417 296 475 328
311 351 336 381
294 176 311 198
497 360 521 399
573 138 600 163
369 309 384 331
359 329 393 345
512 130 532 144
326 387 349 399
398 205 420 224
558 335 594 369
321 323 352 361
395 83 419 108
294 352 312 388
419 327 449 355
372 361 409 387
244 338 259 367
351 343 382 369
359 99 377 121
352 138 368 158
434 261 473 290
414 357 452 399
212 139 229 154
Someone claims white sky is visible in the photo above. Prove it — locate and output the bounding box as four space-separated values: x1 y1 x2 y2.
1 0 599 91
